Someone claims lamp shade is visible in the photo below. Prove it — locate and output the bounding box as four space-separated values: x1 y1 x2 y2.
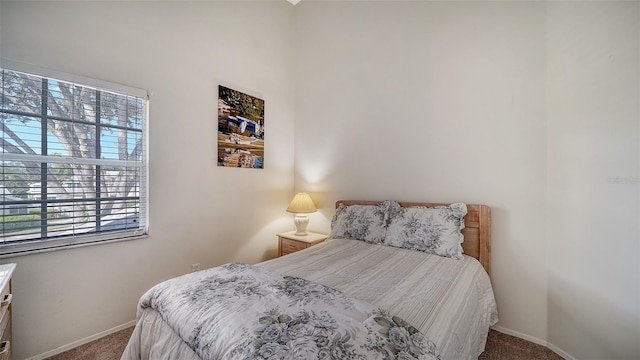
286 193 317 213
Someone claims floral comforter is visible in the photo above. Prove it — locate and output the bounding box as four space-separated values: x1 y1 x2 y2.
138 263 441 360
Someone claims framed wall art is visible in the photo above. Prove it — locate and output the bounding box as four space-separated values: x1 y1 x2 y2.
217 85 265 168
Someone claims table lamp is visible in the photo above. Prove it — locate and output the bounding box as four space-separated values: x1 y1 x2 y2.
286 192 317 235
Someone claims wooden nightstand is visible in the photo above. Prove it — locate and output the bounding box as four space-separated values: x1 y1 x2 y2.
277 231 328 257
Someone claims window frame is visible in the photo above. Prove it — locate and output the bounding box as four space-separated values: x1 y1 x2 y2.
0 60 149 258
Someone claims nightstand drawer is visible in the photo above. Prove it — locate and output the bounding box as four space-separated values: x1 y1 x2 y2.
277 231 328 257
280 238 307 253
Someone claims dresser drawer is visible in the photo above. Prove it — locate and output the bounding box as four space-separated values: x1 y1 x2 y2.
280 238 307 254
0 264 15 360
0 301 10 360
0 288 10 341
0 338 9 360
0 307 9 344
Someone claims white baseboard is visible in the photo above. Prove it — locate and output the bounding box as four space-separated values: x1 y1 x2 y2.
546 342 579 360
25 320 136 360
491 325 577 360
491 325 548 346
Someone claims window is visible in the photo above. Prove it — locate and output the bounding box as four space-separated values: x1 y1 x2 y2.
0 63 148 257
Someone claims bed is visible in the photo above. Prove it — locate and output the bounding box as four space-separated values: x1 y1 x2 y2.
122 200 498 360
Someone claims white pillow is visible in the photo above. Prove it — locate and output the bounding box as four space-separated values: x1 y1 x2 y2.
384 203 467 259
329 201 396 244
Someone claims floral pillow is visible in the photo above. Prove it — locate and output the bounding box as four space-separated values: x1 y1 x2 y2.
384 203 467 259
329 201 396 244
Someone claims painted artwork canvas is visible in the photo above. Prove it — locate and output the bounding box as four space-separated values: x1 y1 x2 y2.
217 85 265 168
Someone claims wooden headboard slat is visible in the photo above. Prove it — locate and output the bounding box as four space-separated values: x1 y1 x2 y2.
335 200 492 276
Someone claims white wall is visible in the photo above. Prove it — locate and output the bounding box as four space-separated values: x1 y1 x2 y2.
0 1 295 359
295 1 640 359
546 2 640 359
294 0 549 343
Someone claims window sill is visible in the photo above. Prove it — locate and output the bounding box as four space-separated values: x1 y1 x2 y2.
0 232 149 259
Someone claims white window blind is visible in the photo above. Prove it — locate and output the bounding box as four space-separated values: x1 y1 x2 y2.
0 64 148 257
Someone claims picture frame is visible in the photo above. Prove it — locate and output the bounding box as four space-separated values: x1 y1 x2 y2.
217 85 265 168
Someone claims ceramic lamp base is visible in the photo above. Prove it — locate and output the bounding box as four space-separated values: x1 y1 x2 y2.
293 214 310 235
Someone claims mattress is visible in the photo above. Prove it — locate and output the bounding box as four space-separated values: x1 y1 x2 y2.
122 238 498 360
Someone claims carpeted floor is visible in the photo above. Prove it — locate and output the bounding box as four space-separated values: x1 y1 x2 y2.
479 330 563 360
46 327 134 360
45 327 564 360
